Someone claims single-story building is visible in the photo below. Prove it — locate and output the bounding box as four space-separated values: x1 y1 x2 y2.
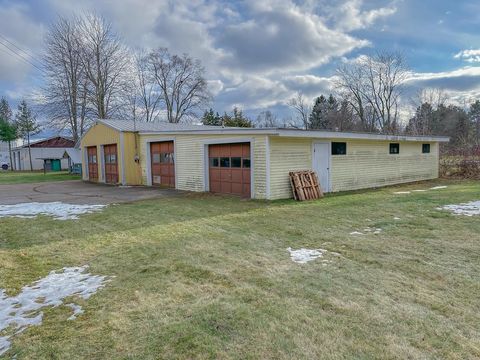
12 136 76 171
80 119 449 200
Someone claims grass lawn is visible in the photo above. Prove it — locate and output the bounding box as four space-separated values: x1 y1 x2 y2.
0 171 81 184
0 180 479 359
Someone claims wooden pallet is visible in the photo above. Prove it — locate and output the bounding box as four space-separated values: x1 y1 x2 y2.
289 170 323 201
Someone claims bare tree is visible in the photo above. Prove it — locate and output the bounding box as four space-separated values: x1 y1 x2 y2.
256 110 278 128
336 52 409 133
148 48 210 123
43 16 88 143
78 13 129 119
134 50 161 122
288 93 310 129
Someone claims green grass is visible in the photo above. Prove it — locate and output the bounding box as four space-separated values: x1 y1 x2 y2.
0 180 479 359
0 171 80 184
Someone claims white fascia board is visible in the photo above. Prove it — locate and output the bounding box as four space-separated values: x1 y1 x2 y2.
275 130 450 142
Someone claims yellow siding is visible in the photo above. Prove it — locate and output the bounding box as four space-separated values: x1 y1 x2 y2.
268 137 440 200
139 134 268 199
80 123 142 185
269 137 312 200
331 140 439 191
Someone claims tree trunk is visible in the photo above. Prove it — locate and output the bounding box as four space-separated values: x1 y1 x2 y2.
8 140 13 171
27 133 33 171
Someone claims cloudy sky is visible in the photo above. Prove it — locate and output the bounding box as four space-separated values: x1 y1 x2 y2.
1 0 480 125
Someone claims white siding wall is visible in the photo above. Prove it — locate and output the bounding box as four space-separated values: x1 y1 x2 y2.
268 137 440 200
14 148 70 171
139 134 268 199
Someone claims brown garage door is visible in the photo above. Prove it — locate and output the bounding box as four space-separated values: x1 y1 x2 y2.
209 143 251 198
87 146 98 181
151 141 175 187
104 144 118 184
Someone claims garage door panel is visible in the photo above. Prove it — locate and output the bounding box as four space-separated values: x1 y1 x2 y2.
151 141 175 188
208 143 251 198
103 144 118 184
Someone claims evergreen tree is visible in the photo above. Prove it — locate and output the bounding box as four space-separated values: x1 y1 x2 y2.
201 108 222 126
16 100 40 171
0 98 16 170
469 100 480 146
309 95 328 129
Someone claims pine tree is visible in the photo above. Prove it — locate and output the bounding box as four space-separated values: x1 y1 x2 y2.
0 98 16 170
469 100 480 146
16 100 40 171
309 95 328 129
202 108 222 126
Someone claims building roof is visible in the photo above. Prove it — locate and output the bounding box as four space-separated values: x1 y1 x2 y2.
14 136 75 149
63 148 82 164
95 119 449 143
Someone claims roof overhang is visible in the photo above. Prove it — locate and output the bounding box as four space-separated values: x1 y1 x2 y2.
138 128 449 142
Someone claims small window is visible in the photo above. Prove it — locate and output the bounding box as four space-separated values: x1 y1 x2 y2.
160 153 174 163
152 153 161 163
91 155 97 163
389 143 400 154
220 157 230 167
242 158 251 168
110 154 116 163
209 157 219 167
332 142 347 155
231 157 242 168
422 144 430 154
104 155 110 164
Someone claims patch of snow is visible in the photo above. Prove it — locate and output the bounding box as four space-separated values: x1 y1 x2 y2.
393 217 401 220
412 189 427 192
437 201 480 216
430 186 448 190
394 191 411 194
0 202 107 220
287 247 326 264
66 303 84 320
0 266 110 355
351 227 382 236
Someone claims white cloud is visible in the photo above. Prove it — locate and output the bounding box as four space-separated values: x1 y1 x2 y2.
454 49 480 63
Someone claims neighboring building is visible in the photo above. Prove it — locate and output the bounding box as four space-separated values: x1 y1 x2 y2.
81 119 449 200
12 136 76 171
0 139 22 170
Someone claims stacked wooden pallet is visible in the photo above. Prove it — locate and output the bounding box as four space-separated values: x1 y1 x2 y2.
289 170 323 201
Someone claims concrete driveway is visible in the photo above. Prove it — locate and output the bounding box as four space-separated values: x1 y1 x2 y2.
0 180 182 205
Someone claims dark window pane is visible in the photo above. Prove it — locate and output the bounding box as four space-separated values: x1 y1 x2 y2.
111 154 116 163
152 153 161 163
231 157 241 168
242 158 251 168
389 143 400 154
332 142 347 155
422 143 430 154
220 157 230 167
92 155 97 163
209 157 219 167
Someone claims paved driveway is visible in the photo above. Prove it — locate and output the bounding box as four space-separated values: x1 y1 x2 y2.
0 181 182 205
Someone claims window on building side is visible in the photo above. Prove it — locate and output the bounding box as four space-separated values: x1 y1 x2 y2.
422 143 430 154
332 142 347 155
389 143 400 154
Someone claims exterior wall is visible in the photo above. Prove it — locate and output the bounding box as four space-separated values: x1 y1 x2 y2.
13 148 70 171
331 140 439 191
81 125 141 185
269 137 312 200
139 134 268 199
267 137 440 200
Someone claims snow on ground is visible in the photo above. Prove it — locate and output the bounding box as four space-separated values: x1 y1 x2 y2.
287 247 326 264
394 186 447 195
350 227 382 236
0 266 110 355
0 202 107 220
437 201 480 216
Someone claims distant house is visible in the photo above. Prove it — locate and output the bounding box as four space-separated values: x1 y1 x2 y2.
80 119 449 200
0 139 22 170
12 136 75 171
